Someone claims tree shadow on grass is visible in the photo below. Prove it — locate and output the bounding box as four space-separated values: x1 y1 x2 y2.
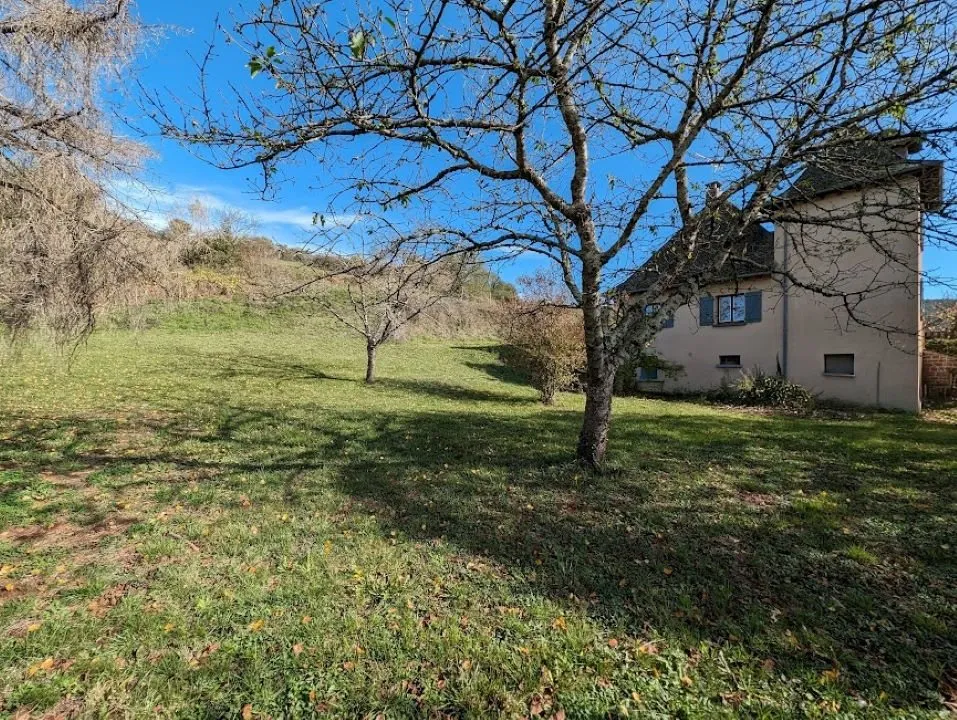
1 402 954 709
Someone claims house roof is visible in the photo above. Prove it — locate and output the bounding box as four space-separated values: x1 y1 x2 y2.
779 134 944 211
619 133 943 296
616 201 774 294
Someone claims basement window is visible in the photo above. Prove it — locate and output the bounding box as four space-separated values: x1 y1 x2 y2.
638 366 659 381
718 355 742 368
824 354 855 377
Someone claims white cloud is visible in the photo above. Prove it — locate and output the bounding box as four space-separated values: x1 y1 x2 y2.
108 178 361 236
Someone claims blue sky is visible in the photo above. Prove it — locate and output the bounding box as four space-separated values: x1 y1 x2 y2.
123 0 957 296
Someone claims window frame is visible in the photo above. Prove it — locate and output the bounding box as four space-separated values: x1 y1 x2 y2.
823 353 856 377
718 354 742 368
716 293 747 325
638 366 660 382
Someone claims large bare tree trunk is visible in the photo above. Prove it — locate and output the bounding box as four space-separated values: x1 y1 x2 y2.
576 257 614 470
578 372 614 470
365 342 377 384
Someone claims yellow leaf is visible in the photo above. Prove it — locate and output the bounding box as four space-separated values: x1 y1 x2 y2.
163 623 175 633
820 667 841 684
248 619 265 632
292 643 304 656
663 567 673 576
301 615 312 625
551 616 567 631
26 622 42 634
680 675 693 688
241 704 253 720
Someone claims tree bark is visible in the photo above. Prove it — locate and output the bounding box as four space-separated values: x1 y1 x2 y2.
576 250 614 470
365 342 377 384
577 371 614 470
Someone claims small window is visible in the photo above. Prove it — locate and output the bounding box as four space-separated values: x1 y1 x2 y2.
717 294 746 324
824 354 855 376
639 366 659 381
644 303 659 316
718 355 741 368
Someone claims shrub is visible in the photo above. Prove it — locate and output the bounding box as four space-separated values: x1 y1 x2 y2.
710 367 814 410
499 302 585 404
927 337 957 356
614 353 684 395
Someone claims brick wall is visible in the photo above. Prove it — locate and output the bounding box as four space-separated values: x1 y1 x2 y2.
923 351 957 400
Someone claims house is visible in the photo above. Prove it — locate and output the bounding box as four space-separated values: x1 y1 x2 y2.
621 135 944 412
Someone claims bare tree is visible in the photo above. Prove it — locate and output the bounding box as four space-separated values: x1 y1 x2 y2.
151 0 957 467
315 248 469 383
0 0 143 345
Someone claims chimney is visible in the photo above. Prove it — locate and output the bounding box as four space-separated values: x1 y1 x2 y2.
706 181 722 203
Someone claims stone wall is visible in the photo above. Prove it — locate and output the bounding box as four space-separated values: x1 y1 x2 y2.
923 350 957 401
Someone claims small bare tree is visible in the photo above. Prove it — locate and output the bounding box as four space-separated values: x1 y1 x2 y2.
0 0 142 345
151 0 957 467
316 249 469 383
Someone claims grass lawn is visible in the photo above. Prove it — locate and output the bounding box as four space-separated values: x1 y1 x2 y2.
1 303 955 718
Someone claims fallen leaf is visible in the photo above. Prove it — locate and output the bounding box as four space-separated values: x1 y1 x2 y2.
551 617 567 631
680 675 693 688
301 615 312 625
248 619 265 632
342 661 355 671
26 622 42 633
607 638 619 649
663 567 673 576
241 704 253 719
292 643 304 656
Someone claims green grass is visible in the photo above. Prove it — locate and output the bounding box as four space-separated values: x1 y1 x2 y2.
0 303 955 718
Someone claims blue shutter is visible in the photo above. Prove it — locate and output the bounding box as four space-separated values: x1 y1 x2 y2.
663 314 675 329
699 296 714 326
745 291 762 323
639 366 658 381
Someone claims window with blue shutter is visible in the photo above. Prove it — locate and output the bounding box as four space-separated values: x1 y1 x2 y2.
699 296 714 326
710 292 763 325
745 291 762 323
663 314 675 329
639 366 659 381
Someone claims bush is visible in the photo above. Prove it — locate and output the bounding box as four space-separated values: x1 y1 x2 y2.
614 353 684 395
499 302 585 404
927 337 957 356
710 367 814 410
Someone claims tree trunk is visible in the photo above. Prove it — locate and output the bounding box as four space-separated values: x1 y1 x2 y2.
576 250 615 470
577 372 614 470
365 342 377 383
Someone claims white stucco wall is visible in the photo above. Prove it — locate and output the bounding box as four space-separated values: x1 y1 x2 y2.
635 179 923 411
776 181 922 411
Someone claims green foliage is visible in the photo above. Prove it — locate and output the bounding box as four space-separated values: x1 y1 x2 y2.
179 233 243 269
927 338 957 356
614 353 684 395
710 368 815 410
